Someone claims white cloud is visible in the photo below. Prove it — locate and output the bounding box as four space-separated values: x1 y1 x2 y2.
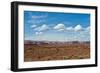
86 26 90 31
31 15 48 19
74 24 82 31
66 27 73 31
35 32 43 35
57 29 65 31
28 19 46 24
54 23 66 31
34 24 49 31
31 24 37 28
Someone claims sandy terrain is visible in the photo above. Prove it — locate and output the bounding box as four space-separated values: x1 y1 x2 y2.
24 41 90 62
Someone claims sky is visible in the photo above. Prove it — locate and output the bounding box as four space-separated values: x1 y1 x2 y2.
24 11 90 42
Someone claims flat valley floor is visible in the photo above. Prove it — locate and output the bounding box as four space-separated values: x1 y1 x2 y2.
24 42 90 62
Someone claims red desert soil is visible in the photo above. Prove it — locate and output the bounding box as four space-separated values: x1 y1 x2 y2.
24 42 90 62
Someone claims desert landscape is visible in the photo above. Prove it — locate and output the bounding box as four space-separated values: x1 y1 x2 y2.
24 40 90 62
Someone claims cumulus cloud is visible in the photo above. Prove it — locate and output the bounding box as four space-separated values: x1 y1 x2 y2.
31 24 37 28
35 32 43 35
57 29 65 31
66 25 88 32
66 27 73 31
32 23 89 33
54 23 66 31
34 24 49 31
74 24 82 31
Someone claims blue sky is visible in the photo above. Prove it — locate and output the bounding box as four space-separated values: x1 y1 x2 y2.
24 11 90 41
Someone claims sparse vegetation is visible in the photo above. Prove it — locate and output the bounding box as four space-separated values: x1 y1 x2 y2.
24 41 90 62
